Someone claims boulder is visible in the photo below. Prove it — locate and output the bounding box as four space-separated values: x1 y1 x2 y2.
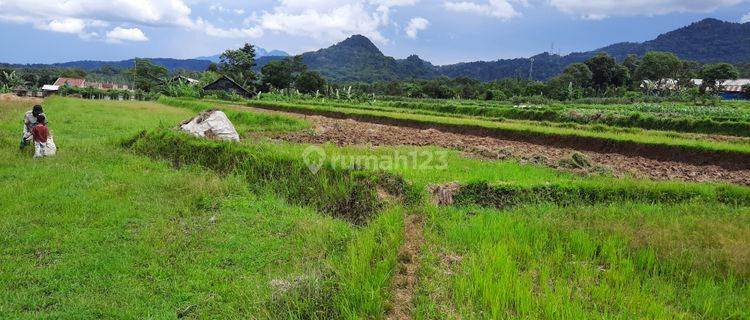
180 109 240 141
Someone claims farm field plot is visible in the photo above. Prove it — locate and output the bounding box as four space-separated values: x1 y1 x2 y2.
1 96 749 319
245 99 750 170
210 101 750 185
261 96 750 138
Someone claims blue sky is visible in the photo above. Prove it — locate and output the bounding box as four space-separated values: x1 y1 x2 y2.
0 0 749 65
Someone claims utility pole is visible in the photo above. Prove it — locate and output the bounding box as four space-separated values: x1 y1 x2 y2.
133 58 137 93
528 57 535 81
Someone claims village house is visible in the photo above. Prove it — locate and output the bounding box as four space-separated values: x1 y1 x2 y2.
53 77 86 88
167 75 199 85
42 77 131 96
642 78 750 99
41 85 59 97
203 75 253 98
718 79 750 100
85 82 130 90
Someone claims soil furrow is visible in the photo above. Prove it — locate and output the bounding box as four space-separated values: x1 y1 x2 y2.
388 213 424 320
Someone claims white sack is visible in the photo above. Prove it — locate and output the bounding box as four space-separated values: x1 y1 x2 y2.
180 110 240 141
34 137 56 158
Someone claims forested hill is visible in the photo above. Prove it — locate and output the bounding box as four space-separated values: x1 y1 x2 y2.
443 18 750 81
260 18 750 82
276 35 438 82
5 58 213 72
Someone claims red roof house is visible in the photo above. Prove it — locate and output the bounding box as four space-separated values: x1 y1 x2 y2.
53 77 86 88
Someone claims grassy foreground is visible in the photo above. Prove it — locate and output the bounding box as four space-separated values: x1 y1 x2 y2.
0 97 402 318
1 96 748 319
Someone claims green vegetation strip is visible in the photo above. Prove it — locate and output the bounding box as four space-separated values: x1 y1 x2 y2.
454 181 750 209
258 96 750 138
375 100 750 137
245 100 750 167
124 129 416 225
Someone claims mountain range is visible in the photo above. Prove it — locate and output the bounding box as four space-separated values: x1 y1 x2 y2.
261 18 750 82
3 18 748 82
194 47 289 63
2 46 289 73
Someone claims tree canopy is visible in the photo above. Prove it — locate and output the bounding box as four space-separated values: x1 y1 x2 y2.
127 59 167 92
219 43 258 90
699 63 739 92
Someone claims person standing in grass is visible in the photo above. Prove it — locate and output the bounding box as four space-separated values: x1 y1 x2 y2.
20 105 46 149
31 115 51 158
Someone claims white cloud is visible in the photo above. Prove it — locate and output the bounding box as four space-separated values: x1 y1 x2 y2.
106 26 149 43
0 0 264 40
193 18 263 38
742 12 750 22
259 3 387 43
443 0 522 20
256 0 419 44
41 19 86 34
549 0 747 19
405 17 429 38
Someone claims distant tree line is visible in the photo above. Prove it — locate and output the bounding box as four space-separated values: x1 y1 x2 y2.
2 48 748 102
335 51 747 102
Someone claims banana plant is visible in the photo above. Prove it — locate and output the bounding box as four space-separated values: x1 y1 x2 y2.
1 70 26 88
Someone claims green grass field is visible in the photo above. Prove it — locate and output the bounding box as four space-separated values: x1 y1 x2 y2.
1 96 748 319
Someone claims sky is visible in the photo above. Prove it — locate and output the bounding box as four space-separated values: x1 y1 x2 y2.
0 0 749 65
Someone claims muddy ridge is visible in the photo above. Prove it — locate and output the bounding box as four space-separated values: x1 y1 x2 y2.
248 103 750 171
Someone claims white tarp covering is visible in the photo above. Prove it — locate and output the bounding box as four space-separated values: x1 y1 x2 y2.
180 110 240 141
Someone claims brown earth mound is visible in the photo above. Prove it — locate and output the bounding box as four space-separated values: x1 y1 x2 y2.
0 93 42 103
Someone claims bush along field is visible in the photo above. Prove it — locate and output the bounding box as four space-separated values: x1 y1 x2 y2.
1 96 749 318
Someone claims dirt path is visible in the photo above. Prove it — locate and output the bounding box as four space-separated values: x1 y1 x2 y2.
388 213 424 320
236 106 750 186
